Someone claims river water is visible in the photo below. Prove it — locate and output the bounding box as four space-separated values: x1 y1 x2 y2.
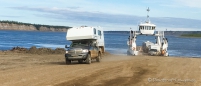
0 30 201 57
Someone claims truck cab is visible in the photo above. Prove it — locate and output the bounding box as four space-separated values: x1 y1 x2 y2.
65 40 101 64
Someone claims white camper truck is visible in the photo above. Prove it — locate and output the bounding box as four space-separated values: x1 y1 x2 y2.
65 26 105 64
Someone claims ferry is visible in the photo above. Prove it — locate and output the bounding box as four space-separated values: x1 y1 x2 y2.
127 7 169 56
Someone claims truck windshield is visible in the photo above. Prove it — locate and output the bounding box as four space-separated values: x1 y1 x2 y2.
150 49 157 52
71 41 89 47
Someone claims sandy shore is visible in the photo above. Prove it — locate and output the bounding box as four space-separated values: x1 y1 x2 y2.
0 51 201 86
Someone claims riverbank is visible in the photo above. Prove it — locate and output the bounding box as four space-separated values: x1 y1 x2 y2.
0 47 200 86
0 20 71 32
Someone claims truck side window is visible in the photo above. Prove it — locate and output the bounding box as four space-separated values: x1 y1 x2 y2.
94 46 98 51
90 46 94 50
100 31 102 35
94 28 96 34
98 30 101 36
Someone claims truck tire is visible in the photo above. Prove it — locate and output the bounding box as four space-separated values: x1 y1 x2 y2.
86 54 91 64
96 52 101 62
78 60 83 63
65 59 71 64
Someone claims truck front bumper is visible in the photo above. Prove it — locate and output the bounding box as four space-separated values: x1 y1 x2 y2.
65 53 88 60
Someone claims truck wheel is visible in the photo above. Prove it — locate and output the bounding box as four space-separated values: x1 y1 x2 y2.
65 59 71 64
96 52 101 62
86 54 91 64
78 60 83 63
66 61 71 64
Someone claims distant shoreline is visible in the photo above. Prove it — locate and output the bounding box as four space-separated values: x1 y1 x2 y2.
0 29 67 33
179 36 201 38
180 33 201 38
0 20 71 32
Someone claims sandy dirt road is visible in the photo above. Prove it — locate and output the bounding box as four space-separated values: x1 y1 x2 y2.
0 51 201 86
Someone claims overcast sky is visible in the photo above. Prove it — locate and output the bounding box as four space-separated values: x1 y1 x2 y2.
0 0 201 31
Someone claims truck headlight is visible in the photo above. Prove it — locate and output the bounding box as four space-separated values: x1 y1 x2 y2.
82 49 88 53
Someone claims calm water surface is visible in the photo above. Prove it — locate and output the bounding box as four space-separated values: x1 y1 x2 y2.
0 30 201 57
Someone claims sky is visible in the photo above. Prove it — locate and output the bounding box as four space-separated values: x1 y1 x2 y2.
0 0 201 31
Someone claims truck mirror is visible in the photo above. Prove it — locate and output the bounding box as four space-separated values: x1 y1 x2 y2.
92 43 96 46
65 45 70 48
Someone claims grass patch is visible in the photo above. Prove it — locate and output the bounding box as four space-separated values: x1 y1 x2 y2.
181 34 201 37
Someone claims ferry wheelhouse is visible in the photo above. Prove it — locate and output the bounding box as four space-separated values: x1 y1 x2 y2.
139 7 156 35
